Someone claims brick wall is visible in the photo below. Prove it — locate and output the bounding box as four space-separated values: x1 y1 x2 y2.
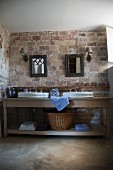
0 25 10 88
0 27 109 130
9 29 108 87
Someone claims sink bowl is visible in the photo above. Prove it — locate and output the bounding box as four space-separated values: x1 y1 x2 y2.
63 91 94 98
18 92 49 98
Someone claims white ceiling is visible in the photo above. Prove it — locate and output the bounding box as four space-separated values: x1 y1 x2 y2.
0 0 113 32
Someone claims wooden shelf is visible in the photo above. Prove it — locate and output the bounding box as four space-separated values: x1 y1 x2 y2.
3 98 111 137
7 125 106 136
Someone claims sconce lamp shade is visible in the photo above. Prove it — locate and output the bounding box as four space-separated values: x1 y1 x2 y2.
85 47 93 53
20 47 28 62
20 47 24 54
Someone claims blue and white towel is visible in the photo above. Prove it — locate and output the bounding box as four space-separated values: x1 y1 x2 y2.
75 124 90 131
50 96 69 111
49 88 59 97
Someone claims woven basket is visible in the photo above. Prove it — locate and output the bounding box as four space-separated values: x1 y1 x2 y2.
46 112 74 130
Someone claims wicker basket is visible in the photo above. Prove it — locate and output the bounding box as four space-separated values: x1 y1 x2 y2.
46 112 74 130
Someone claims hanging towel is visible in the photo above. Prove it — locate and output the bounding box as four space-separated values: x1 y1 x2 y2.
50 96 69 111
75 124 90 131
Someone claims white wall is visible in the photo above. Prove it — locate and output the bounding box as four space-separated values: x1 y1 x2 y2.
106 26 113 131
108 67 113 131
0 0 113 32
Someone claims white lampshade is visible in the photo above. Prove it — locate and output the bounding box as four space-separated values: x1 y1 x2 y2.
85 47 93 53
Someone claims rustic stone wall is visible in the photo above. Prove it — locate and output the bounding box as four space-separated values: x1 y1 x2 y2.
0 25 10 88
9 29 108 87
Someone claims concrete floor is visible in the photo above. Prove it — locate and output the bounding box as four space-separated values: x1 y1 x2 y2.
0 135 113 170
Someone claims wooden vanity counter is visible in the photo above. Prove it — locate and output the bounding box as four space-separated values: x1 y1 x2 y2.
3 97 113 137
3 96 112 107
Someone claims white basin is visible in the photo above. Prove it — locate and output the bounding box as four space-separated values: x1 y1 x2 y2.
18 92 49 98
63 91 94 98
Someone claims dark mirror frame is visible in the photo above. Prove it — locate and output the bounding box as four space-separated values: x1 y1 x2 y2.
65 54 84 77
29 55 47 77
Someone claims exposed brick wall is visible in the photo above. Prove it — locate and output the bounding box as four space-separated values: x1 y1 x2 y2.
0 25 10 88
9 29 108 87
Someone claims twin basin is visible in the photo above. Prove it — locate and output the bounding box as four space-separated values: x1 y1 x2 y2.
18 92 49 98
63 91 94 98
18 91 94 98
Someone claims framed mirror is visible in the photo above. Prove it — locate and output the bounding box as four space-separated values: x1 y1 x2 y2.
65 54 84 77
29 55 47 77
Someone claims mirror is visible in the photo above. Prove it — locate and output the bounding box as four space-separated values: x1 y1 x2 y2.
65 54 84 77
29 55 47 77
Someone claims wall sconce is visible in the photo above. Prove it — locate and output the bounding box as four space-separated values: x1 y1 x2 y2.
19 47 28 62
85 47 93 62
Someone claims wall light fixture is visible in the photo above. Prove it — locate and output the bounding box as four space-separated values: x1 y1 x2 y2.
85 47 93 62
20 47 28 62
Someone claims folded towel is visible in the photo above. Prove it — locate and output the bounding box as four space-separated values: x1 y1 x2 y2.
19 121 35 130
50 96 69 111
75 124 90 131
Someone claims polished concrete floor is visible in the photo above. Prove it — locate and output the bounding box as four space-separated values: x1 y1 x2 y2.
0 135 113 170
